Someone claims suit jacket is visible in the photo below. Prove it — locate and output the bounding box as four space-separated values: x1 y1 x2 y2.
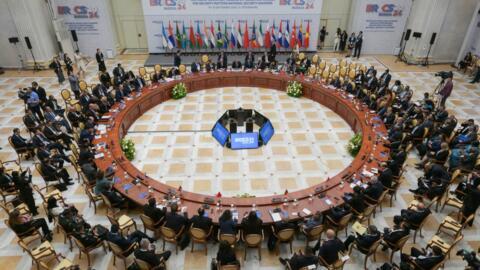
32 133 51 148
43 125 60 140
415 254 444 270
191 63 200 73
134 249 162 267
164 212 187 233
113 67 125 79
40 162 58 181
107 232 133 251
289 254 318 270
190 215 213 232
241 218 263 235
11 134 29 148
143 204 166 224
67 111 83 127
349 193 366 213
174 55 181 67
217 55 228 69
151 72 164 83
92 85 108 99
364 181 385 200
274 220 296 232
356 231 381 249
96 52 104 63
378 168 393 189
434 149 449 163
383 228 409 244
33 87 47 103
36 148 50 161
219 219 237 234
319 238 345 264
0 173 15 191
403 208 431 225
24 114 40 129
462 188 480 215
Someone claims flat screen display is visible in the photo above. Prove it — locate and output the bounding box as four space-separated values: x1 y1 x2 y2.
230 132 259 149
259 120 274 145
212 122 230 146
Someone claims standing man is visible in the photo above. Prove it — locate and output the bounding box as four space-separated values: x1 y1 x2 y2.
51 56 65 84
319 26 327 49
438 72 453 107
95 48 106 72
174 50 181 67
354 31 363 58
26 88 44 121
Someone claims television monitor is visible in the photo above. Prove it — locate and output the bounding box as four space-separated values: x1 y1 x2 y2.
212 122 230 146
259 120 274 145
230 132 259 149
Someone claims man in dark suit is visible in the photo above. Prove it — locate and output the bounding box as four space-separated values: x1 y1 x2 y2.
217 51 228 69
461 183 480 226
0 167 16 192
151 70 164 83
353 31 363 58
143 198 166 226
31 81 47 106
134 238 171 267
364 180 385 201
191 61 200 73
244 51 255 69
401 246 444 270
345 186 366 214
378 163 393 189
190 207 213 232
379 69 391 87
399 202 431 226
164 203 188 234
113 63 125 83
95 48 106 72
344 225 381 250
11 128 34 153
106 224 153 254
279 247 318 270
92 84 108 99
40 158 73 185
173 50 181 67
382 220 409 251
32 129 66 155
327 205 351 223
24 109 42 132
315 229 346 264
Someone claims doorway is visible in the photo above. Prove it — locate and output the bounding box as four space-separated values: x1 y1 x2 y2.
319 18 342 50
122 20 148 49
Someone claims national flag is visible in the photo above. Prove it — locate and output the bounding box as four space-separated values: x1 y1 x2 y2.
243 21 249 49
258 22 264 47
181 22 187 49
161 22 168 48
203 22 210 48
167 21 175 49
236 21 243 47
195 22 203 48
290 21 297 48
304 21 310 48
283 20 290 48
271 20 277 45
230 21 237 48
175 21 181 48
189 22 195 48
209 21 216 48
216 21 223 48
251 21 258 48
277 21 283 47
297 22 303 48
223 21 229 49
264 23 271 49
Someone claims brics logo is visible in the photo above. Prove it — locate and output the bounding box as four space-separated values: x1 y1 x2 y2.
279 0 314 9
150 0 186 9
57 6 99 18
366 4 403 16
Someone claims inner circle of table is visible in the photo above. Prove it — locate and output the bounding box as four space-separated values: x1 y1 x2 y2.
94 71 390 224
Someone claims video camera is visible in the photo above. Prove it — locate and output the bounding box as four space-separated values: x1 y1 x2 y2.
434 71 453 80
457 249 480 269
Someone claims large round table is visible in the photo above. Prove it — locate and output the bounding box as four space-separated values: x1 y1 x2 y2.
93 71 390 224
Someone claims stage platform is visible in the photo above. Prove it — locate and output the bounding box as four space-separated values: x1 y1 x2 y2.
144 51 318 67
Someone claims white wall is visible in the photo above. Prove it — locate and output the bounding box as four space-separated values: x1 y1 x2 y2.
456 1 480 64
110 0 146 50
320 0 353 48
0 1 25 68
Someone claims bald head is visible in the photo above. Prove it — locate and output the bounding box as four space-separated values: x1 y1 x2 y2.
326 229 335 240
140 238 150 249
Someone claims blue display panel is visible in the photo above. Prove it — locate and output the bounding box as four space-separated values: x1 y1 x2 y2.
230 132 259 149
259 120 274 145
212 121 230 146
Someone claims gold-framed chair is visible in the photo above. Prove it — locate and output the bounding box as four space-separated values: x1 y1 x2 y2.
311 54 319 66
339 59 347 68
350 238 382 270
218 231 239 247
32 184 64 204
8 136 33 162
301 224 324 248
348 69 356 80
108 240 138 269
352 204 376 226
72 235 106 267
189 225 213 255
107 212 137 236
161 225 185 254
241 230 264 260
326 213 353 237
5 219 42 246
154 64 162 73
427 234 463 259
140 214 163 238
407 211 431 244
318 251 349 270
34 163 61 191
179 64 187 75
85 186 102 214
383 234 410 263
308 66 317 78
139 67 150 82
329 64 338 75
78 81 89 93
271 226 295 255
60 89 79 108
135 258 166 270
18 240 62 270
318 60 327 71
436 214 474 239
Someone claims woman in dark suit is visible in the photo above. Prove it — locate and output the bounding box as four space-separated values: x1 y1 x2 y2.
8 209 52 241
241 210 263 235
219 209 237 234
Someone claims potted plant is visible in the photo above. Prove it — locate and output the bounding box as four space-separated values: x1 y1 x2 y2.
347 133 362 157
286 81 303 98
121 138 136 161
172 82 187 99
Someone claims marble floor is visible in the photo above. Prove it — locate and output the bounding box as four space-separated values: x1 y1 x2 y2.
0 54 479 270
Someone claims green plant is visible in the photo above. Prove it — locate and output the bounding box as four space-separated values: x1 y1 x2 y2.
235 193 256 198
347 133 362 157
171 82 187 99
286 81 303 97
121 138 135 161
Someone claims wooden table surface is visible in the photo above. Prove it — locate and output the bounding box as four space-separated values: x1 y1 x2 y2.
93 70 390 224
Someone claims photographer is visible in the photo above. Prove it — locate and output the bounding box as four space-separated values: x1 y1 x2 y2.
437 71 453 107
457 249 480 269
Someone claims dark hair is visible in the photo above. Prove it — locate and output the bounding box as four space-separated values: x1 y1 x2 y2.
111 224 120 233
247 211 258 221
219 209 232 222
96 170 105 180
170 203 178 213
47 196 58 209
148 197 156 207
197 207 205 216
432 246 443 255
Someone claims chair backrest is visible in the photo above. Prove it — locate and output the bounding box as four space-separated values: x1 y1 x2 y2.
322 69 329 79
108 241 126 257
319 60 326 70
219 264 240 270
329 64 337 73
34 163 46 179
339 59 347 68
179 64 186 74
338 213 352 227
308 66 316 76
311 54 319 64
100 193 113 209
107 213 119 227
219 233 236 245
32 184 47 201
277 228 295 241
161 226 177 239
154 64 162 73
392 234 410 251
140 214 155 229
79 81 88 92
135 258 152 270
244 233 262 246
307 224 324 239
73 236 87 250
61 89 71 101
190 227 207 240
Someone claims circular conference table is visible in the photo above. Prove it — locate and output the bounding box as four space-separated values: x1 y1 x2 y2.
93 70 390 224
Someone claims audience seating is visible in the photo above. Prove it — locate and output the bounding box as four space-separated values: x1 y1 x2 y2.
140 214 163 238
326 213 353 237
161 225 184 254
270 226 295 255
301 224 324 248
4 219 42 246
107 212 137 236
350 237 382 270
72 235 107 267
383 234 410 263
241 230 264 260
108 240 138 269
18 240 62 270
189 224 213 255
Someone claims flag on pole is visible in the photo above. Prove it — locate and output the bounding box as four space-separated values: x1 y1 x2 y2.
283 20 290 48
290 21 297 48
271 20 277 45
243 21 249 49
167 21 175 49
175 22 182 48
236 21 243 47
203 22 210 48
209 21 216 48
195 22 203 48
277 21 283 47
304 21 310 48
251 21 258 48
297 22 303 48
264 23 271 49
258 22 264 47
216 21 223 48
161 22 168 48
223 21 228 49
189 22 195 48
230 21 237 48
182 22 187 49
